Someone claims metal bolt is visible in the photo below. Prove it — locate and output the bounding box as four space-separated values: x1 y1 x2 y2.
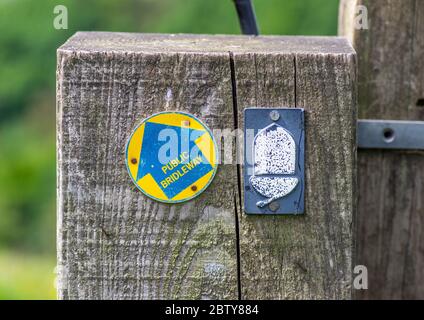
182 120 190 127
131 158 138 165
383 127 395 143
268 201 280 212
269 110 280 121
191 185 198 192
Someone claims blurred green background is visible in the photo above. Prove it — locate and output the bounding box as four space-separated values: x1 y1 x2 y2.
0 0 339 299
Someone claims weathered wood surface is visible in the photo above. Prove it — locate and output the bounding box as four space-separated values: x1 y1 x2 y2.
57 33 239 299
234 39 357 299
339 0 424 299
57 32 357 299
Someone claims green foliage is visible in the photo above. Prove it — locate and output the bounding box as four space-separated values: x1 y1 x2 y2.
0 0 339 116
0 0 339 299
0 98 56 253
0 250 56 299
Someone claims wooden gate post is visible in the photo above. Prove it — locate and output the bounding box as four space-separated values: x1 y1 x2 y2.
57 33 356 299
339 0 424 299
234 38 357 299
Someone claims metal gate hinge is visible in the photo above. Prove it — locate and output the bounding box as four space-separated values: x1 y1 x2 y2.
357 120 424 150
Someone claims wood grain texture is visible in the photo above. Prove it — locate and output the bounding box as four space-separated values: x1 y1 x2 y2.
339 0 424 299
234 40 357 299
57 33 357 299
57 34 238 299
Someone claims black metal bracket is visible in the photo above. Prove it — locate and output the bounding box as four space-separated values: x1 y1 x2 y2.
358 120 424 150
233 0 259 35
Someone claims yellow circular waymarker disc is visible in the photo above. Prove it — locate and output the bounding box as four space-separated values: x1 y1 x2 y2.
126 112 218 203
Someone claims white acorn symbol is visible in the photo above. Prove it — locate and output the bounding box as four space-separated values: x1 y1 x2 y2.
249 122 299 208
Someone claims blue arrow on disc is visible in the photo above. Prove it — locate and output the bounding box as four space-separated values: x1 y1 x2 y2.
136 122 213 199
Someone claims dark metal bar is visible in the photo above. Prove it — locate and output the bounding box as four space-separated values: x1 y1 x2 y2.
357 120 424 150
233 0 259 35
